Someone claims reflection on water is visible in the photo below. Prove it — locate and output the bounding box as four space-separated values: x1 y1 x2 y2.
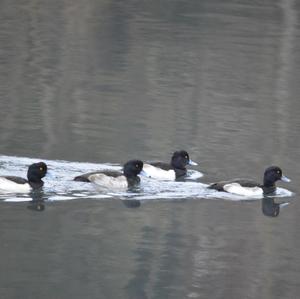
0 0 300 298
261 196 290 217
0 0 300 167
121 199 141 209
26 190 46 212
27 199 45 212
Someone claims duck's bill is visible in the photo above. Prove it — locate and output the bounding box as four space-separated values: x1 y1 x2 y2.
188 160 198 166
281 175 291 182
139 170 149 177
46 171 55 178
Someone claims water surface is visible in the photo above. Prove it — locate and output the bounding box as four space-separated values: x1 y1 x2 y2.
0 0 300 298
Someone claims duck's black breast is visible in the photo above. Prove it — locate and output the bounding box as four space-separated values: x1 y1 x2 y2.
174 168 187 178
74 170 121 182
209 179 261 191
127 176 141 187
262 185 276 195
3 176 28 184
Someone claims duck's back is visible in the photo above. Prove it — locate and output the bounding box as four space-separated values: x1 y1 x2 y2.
3 176 28 184
88 173 128 190
209 179 259 189
74 170 121 182
149 162 173 170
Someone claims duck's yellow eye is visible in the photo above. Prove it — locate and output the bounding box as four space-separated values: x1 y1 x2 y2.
136 164 139 168
40 167 43 171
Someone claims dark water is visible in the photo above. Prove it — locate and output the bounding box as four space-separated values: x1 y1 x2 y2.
1 0 300 298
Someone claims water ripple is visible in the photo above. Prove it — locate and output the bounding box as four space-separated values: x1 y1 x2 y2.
0 155 293 202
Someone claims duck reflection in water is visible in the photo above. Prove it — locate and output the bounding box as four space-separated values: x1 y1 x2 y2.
262 196 289 217
121 199 141 208
27 190 45 212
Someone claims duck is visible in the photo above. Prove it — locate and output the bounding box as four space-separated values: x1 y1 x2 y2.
0 162 48 193
208 166 290 196
142 150 198 180
74 160 144 190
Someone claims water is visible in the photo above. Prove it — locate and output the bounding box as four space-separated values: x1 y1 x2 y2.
0 0 300 298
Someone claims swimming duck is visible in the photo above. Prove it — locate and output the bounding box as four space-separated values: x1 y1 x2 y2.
208 166 290 196
142 150 198 180
74 160 144 189
0 162 48 193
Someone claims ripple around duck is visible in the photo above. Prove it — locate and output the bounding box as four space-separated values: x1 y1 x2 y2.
0 155 294 203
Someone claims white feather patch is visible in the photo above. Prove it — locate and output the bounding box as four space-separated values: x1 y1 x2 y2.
142 164 176 181
88 174 128 190
223 183 263 196
0 177 31 193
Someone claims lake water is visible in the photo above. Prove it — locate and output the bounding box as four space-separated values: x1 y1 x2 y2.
0 0 300 298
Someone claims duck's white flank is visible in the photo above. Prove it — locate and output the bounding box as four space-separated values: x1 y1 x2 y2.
0 177 31 193
223 183 263 196
142 164 176 181
88 174 128 190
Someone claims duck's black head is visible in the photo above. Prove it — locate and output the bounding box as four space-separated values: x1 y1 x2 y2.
27 162 48 187
263 166 290 188
171 150 197 170
123 160 144 178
